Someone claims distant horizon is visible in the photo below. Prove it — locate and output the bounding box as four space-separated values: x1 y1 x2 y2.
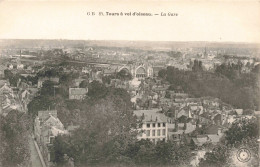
1 38 260 45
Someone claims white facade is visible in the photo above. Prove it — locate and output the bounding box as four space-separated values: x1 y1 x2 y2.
134 109 168 143
137 121 168 143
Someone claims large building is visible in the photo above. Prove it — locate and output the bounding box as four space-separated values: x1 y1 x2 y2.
134 109 168 143
69 88 88 100
117 63 154 79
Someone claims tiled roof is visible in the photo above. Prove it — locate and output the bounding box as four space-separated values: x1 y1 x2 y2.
207 134 224 143
192 136 208 146
134 109 167 123
168 123 196 134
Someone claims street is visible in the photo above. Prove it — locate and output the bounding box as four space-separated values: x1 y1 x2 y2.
29 134 43 167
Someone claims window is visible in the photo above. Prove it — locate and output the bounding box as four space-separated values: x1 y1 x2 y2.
153 123 156 128
162 129 166 136
157 129 161 136
147 123 150 128
158 123 161 127
152 130 155 136
146 130 150 137
163 123 166 127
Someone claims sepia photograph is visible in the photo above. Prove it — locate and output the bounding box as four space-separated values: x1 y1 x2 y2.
0 0 260 167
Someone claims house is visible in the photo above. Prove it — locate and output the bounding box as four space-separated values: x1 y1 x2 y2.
69 88 88 100
152 86 168 98
7 64 13 70
168 122 196 142
203 124 225 135
235 109 243 115
34 110 67 162
134 109 168 143
191 135 209 146
17 63 24 70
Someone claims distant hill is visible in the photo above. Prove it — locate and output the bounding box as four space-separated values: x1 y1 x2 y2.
0 39 260 50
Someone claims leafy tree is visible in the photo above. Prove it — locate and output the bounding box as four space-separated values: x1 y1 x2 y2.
27 75 38 85
87 80 109 99
7 74 20 87
45 68 58 78
4 69 13 79
102 75 115 85
40 80 56 96
158 63 260 110
79 79 89 88
27 95 55 118
116 70 132 81
200 118 259 167
224 118 258 145
158 69 167 79
51 85 138 166
199 144 229 167
0 110 30 167
51 135 69 166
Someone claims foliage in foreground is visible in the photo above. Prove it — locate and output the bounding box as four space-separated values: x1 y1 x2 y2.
0 110 31 167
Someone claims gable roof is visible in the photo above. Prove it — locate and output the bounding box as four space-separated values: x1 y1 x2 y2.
192 136 208 146
134 109 168 123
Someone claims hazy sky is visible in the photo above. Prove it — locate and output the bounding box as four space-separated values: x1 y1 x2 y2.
0 0 260 43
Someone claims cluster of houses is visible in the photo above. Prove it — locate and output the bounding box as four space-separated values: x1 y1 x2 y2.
1 48 258 167
0 81 17 116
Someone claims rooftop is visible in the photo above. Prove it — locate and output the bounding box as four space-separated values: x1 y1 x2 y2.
134 109 168 123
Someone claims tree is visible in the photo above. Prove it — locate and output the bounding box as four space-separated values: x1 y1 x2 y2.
224 118 258 145
116 70 132 81
40 80 56 96
51 86 138 166
158 69 167 79
27 95 55 118
199 144 229 167
102 75 115 85
79 79 89 88
0 110 30 167
9 74 20 87
51 135 69 166
87 80 108 99
4 69 13 79
200 118 259 167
